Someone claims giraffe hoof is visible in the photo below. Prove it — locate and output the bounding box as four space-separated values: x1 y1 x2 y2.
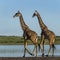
46 55 48 57
31 53 34 56
52 55 54 57
42 54 44 57
32 53 34 56
35 56 38 57
23 55 25 58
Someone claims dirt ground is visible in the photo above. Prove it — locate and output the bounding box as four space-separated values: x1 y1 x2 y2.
0 57 60 60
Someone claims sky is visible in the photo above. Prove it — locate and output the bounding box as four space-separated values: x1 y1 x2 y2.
0 0 60 36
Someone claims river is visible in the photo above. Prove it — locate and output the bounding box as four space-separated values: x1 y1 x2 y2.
0 45 59 57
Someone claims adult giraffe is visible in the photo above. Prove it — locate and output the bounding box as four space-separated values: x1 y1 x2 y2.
32 10 55 56
13 11 39 57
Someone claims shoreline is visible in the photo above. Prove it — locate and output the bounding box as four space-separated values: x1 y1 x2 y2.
0 57 60 60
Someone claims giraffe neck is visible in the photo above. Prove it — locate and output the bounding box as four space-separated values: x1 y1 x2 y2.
19 14 29 31
37 13 48 30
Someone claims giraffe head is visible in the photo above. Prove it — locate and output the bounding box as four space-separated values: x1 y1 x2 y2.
32 10 38 17
13 11 22 18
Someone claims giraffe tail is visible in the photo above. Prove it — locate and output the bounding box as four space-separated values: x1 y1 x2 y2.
52 44 56 49
38 44 40 51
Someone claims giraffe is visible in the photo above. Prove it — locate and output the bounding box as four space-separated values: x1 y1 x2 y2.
13 11 39 57
32 10 55 56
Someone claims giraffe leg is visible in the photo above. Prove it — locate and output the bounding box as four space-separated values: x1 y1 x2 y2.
36 44 38 57
32 44 38 57
40 35 44 56
52 44 55 56
23 40 27 57
32 45 36 54
46 44 52 57
42 40 44 56
24 41 34 57
52 47 54 56
40 43 44 56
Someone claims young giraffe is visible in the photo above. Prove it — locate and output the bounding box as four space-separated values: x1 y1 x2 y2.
13 11 39 57
32 10 55 56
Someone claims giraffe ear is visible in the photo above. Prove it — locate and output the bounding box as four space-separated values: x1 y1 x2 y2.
35 10 37 12
18 10 20 13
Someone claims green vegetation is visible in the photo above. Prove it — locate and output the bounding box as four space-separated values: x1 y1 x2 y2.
0 36 23 45
0 36 60 45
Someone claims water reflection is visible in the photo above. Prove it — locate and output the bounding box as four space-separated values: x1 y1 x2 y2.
0 45 60 57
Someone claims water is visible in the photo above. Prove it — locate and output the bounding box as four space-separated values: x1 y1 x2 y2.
0 45 60 57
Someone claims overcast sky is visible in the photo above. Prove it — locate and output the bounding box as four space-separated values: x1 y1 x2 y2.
0 0 60 36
